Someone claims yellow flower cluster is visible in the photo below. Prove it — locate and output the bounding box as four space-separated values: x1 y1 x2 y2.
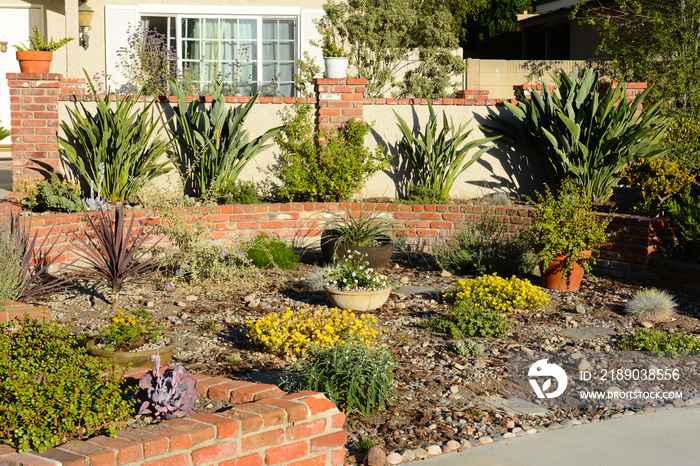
111 311 137 327
246 305 379 357
443 274 549 313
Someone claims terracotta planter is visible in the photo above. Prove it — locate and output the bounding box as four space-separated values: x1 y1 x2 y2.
324 285 392 311
86 337 178 369
539 250 592 291
320 230 394 268
16 50 53 73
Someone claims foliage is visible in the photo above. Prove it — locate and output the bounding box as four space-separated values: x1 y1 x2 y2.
328 250 392 291
0 318 131 453
74 203 160 307
116 23 195 96
210 179 261 205
321 0 469 97
665 192 700 259
323 211 396 247
246 305 379 358
467 0 532 42
617 328 700 354
572 0 700 115
0 221 23 304
275 102 389 201
245 233 298 269
59 73 172 202
19 173 84 213
136 353 197 419
425 298 512 338
313 16 345 57
453 339 485 358
82 163 108 211
169 80 278 198
620 158 696 217
527 181 613 279
401 183 448 204
661 113 700 175
434 214 536 276
625 288 677 323
482 67 670 202
355 438 377 451
395 101 496 200
0 126 10 140
282 342 395 418
293 52 323 97
443 274 549 313
14 26 72 52
98 307 164 352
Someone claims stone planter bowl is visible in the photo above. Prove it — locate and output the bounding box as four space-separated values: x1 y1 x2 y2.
324 285 392 311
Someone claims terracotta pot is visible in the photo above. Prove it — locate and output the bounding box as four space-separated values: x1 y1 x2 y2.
320 230 394 268
324 285 392 311
16 50 53 73
539 250 592 291
86 337 178 369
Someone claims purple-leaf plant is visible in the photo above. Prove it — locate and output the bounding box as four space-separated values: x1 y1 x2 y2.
136 353 198 419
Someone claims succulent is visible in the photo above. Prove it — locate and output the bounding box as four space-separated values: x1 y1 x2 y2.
453 339 484 358
301 266 335 292
136 353 197 419
625 288 677 323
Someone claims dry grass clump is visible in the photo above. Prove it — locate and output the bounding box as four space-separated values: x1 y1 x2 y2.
625 288 677 322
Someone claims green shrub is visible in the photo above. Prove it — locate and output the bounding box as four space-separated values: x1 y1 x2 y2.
666 191 700 259
401 183 448 204
443 274 550 313
211 179 261 205
621 158 695 216
282 342 396 418
618 328 700 354
20 173 85 213
425 299 512 338
453 339 484 357
0 318 132 453
483 67 670 202
662 113 700 176
245 234 298 269
275 101 390 201
434 215 536 276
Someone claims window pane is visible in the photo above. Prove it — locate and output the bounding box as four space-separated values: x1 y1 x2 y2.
204 18 219 39
263 63 277 81
279 63 294 82
263 20 276 40
279 42 294 61
278 83 294 96
183 18 199 39
183 40 200 60
239 19 256 40
263 43 276 61
279 20 294 40
221 19 235 39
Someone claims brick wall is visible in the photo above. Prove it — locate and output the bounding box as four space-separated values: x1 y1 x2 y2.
0 369 346 466
314 78 366 131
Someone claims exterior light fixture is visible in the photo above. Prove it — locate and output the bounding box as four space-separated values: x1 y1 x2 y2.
78 0 94 50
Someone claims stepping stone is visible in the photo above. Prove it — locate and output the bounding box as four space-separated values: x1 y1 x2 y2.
557 327 616 340
394 285 441 296
482 395 551 416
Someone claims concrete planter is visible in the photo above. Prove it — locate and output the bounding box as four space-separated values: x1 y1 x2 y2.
86 336 178 369
324 285 392 311
324 57 349 79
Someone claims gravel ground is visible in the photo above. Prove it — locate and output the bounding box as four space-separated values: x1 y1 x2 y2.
40 251 700 464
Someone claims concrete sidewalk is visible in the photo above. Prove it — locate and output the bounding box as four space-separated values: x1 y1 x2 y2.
421 405 700 466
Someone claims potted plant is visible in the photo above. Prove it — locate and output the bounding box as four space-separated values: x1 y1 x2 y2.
86 307 177 369
14 26 73 73
321 210 396 268
314 15 348 79
527 181 613 291
324 250 393 311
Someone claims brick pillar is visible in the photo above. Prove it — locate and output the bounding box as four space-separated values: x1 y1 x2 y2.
8 72 62 188
314 77 366 132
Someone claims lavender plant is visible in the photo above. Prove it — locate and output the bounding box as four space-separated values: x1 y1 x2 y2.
136 353 197 419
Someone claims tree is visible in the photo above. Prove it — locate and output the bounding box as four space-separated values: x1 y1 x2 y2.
468 0 532 41
322 0 479 98
572 0 700 115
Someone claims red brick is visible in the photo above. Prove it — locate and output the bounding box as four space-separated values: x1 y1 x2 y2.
286 418 326 441
230 383 282 404
191 442 237 465
236 403 285 427
196 376 232 397
209 380 253 401
87 436 143 465
35 448 88 466
0 453 58 465
189 413 240 438
302 395 339 416
257 398 309 423
289 454 327 466
162 418 216 446
430 221 453 229
331 412 346 429
241 428 285 452
221 408 264 434
140 424 193 451
0 445 17 456
219 453 263 466
142 453 190 466
331 448 346 466
310 431 347 453
117 429 169 458
60 440 116 465
265 441 307 464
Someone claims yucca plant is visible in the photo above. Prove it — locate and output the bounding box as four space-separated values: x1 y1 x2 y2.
74 203 159 309
0 126 10 140
482 67 670 203
59 73 172 201
394 100 497 200
168 80 279 197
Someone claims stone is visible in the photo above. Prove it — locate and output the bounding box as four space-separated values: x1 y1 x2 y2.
185 294 198 301
641 321 654 329
473 360 487 369
521 346 534 357
479 436 494 445
503 432 517 439
575 304 586 314
400 276 410 284
450 385 460 393
243 293 257 303
413 448 429 460
146 301 154 308
459 439 472 449
426 445 442 456
176 301 187 308
440 270 452 278
446 440 460 451
558 327 616 340
685 397 700 406
506 420 515 429
673 399 685 408
577 359 592 371
400 449 415 462
363 447 386 466
570 351 583 360
385 452 402 465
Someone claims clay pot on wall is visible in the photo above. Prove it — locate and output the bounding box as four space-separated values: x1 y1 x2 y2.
16 50 53 73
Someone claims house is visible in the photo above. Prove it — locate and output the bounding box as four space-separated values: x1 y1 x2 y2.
0 0 327 147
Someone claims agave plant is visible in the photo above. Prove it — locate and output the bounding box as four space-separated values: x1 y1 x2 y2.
73 203 159 308
168 80 279 197
136 353 197 419
394 100 497 200
482 67 670 203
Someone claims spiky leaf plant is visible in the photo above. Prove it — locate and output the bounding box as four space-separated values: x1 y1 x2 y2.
625 288 677 322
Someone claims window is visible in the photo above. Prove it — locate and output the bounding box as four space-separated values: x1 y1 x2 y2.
142 15 296 96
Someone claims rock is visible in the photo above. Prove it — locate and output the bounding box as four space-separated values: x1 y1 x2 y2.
641 321 654 328
426 445 442 456
577 359 592 371
446 440 461 451
503 432 517 439
454 363 466 370
176 301 187 308
145 301 155 308
479 436 494 445
459 439 472 449
243 293 257 303
473 360 487 369
506 420 515 429
400 276 410 284
450 385 459 393
441 444 453 454
521 346 534 357
385 452 402 465
440 270 452 278
185 294 198 302
685 397 700 406
413 448 429 460
673 399 685 408
575 304 586 314
363 447 386 466
400 449 415 462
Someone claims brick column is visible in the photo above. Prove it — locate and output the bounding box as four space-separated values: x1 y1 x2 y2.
8 72 62 188
313 77 366 132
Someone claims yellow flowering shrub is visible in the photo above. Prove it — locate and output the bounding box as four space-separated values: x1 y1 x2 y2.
246 305 379 357
443 274 549 313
